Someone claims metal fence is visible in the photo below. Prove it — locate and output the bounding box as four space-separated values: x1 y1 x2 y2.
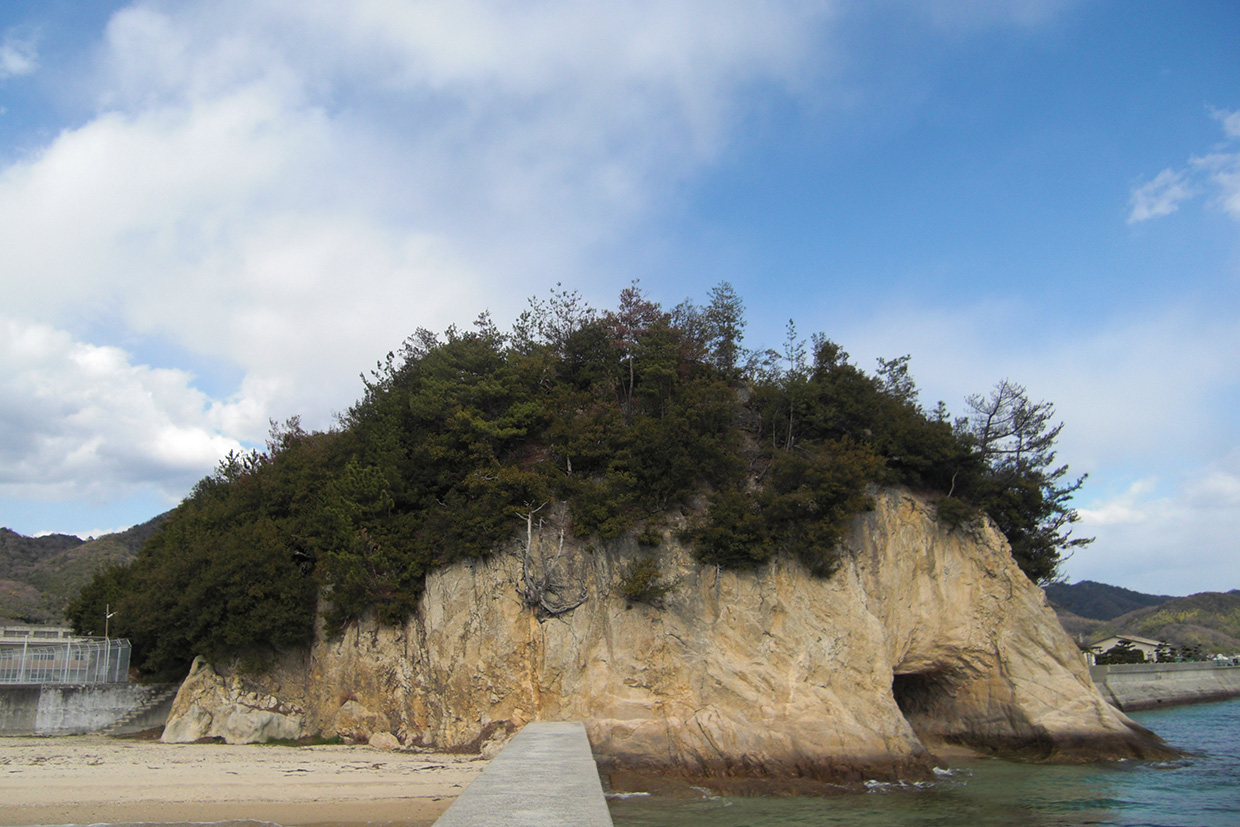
0 638 130 684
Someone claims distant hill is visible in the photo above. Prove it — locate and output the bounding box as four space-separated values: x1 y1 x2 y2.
1044 580 1173 621
1051 607 1106 646
1092 591 1240 655
1044 582 1240 656
0 515 168 624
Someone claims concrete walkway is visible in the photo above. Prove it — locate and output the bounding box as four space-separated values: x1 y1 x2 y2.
433 721 613 827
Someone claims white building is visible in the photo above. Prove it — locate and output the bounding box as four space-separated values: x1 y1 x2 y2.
1084 635 1165 665
0 625 76 649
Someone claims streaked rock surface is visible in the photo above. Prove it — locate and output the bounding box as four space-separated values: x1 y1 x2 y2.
163 488 1172 783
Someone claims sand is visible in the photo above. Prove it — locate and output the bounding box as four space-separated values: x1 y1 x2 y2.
0 735 486 827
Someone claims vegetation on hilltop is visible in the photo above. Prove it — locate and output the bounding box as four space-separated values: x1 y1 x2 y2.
67 283 1090 680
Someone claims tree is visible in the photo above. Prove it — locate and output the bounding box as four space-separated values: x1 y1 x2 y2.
966 380 1059 469
782 319 808 381
512 283 596 354
875 355 918 409
703 281 746 377
616 555 671 607
1095 639 1145 665
607 280 665 420
963 380 1092 585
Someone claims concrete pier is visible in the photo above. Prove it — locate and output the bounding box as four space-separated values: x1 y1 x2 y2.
433 721 613 827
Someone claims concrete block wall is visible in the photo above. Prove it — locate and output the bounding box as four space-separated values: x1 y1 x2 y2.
0 686 41 734
0 683 173 736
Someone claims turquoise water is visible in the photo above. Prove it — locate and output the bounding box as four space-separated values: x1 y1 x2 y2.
607 699 1240 826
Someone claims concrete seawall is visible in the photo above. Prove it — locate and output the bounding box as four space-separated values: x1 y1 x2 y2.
1090 662 1240 711
0 683 176 735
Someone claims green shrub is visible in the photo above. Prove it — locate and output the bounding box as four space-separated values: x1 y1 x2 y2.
617 555 671 606
636 524 662 547
934 496 978 531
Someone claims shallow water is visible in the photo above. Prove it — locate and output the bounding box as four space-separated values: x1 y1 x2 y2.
607 698 1240 826
12 700 1237 827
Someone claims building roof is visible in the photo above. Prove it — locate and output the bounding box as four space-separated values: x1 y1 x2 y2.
1087 635 1165 649
0 626 77 648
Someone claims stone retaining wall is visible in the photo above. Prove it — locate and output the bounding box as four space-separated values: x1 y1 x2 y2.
1090 662 1240 711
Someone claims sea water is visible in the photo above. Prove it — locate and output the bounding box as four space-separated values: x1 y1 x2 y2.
607 698 1240 826
11 700 1236 827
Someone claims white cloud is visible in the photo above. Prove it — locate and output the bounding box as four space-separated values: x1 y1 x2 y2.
0 0 834 512
1129 108 1240 225
1211 106 1240 140
1191 149 1240 222
0 28 38 79
1076 479 1157 527
6 0 864 370
1068 453 1240 595
0 317 255 504
1127 168 1194 224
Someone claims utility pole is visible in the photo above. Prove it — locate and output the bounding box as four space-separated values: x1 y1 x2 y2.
104 604 117 682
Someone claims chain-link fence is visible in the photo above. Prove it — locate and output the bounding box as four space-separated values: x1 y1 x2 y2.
0 638 130 684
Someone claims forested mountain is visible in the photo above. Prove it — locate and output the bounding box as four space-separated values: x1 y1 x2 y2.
0 529 83 623
67 283 1091 680
1044 580 1173 621
0 516 167 624
1045 582 1240 655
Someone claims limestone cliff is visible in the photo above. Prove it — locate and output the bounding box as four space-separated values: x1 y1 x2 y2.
162 488 1172 787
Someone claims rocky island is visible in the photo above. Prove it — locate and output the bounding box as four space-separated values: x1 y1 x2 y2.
69 285 1174 791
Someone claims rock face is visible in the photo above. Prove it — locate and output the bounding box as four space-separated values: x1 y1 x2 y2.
162 488 1172 785
161 657 302 744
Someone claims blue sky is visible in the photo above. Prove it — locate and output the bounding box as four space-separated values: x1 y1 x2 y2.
1 1 1237 595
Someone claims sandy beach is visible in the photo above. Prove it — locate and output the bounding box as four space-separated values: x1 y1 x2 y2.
0 736 486 827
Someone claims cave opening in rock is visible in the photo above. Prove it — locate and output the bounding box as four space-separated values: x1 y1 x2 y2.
891 667 960 723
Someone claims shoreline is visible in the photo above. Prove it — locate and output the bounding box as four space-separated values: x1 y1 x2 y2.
0 736 486 827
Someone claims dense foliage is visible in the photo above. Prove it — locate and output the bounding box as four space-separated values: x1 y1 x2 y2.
1094 639 1147 665
67 283 1089 680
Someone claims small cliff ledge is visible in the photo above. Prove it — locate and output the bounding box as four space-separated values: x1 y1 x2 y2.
163 488 1173 787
